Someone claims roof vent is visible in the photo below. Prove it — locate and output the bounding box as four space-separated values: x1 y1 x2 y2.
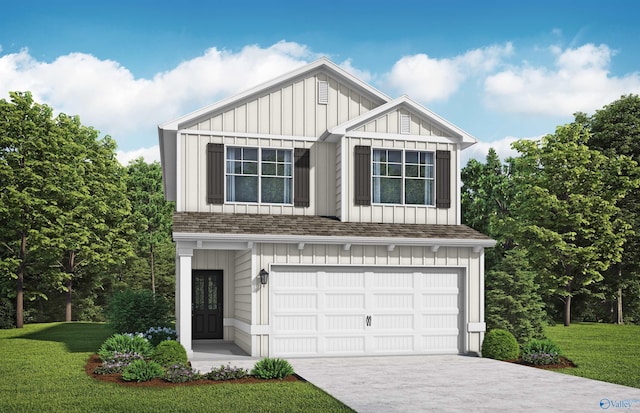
400 113 411 134
318 80 328 105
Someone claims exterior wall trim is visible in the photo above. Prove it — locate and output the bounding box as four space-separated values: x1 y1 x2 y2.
174 232 497 249
178 128 320 143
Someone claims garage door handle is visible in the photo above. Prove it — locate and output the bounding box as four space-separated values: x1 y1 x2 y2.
366 315 371 327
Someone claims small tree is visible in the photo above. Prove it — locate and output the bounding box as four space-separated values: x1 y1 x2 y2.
485 249 546 344
106 289 171 333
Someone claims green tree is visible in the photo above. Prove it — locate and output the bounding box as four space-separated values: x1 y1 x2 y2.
485 248 546 344
0 92 65 327
588 95 640 324
124 159 174 297
511 121 637 326
51 114 134 321
461 147 517 268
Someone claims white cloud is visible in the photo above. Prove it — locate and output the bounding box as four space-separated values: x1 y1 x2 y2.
462 135 542 167
116 145 161 165
383 43 513 102
484 43 640 116
0 41 316 151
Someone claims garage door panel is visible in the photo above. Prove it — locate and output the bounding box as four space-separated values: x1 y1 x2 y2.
421 314 459 329
373 272 414 289
422 272 458 288
325 293 365 310
276 271 318 289
273 315 317 332
325 272 365 288
374 335 414 352
325 314 365 330
271 267 462 357
374 293 414 309
421 293 458 308
273 337 318 355
374 314 414 329
325 336 366 353
273 293 318 310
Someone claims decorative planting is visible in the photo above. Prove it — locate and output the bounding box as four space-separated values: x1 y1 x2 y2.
481 329 520 361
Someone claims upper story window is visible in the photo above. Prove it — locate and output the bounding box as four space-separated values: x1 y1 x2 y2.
372 149 435 205
226 147 292 204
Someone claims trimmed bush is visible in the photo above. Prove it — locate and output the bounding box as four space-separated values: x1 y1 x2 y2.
206 364 248 381
251 357 294 379
0 298 15 329
521 339 562 365
151 340 188 367
106 289 171 334
481 329 520 361
141 326 177 347
98 333 153 360
164 363 203 383
94 351 145 374
122 359 164 382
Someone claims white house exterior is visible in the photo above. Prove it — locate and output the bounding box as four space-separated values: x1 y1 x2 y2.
158 58 495 358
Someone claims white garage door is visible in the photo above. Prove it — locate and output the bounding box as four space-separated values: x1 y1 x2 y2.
270 267 462 357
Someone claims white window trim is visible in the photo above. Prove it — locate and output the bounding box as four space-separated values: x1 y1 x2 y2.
225 145 294 205
371 148 435 207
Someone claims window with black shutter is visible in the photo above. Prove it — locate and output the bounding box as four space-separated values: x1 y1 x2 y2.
354 145 371 206
436 150 451 208
207 143 224 204
294 148 310 207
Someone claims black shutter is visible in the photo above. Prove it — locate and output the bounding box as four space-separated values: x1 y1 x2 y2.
436 150 451 208
294 148 310 207
207 143 224 204
354 145 371 206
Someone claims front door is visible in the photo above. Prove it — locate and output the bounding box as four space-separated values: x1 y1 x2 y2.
192 270 223 339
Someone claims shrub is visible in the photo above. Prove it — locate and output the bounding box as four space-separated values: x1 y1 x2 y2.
251 357 294 379
94 351 145 374
485 249 547 345
206 364 249 381
141 326 177 347
481 329 520 361
164 363 203 383
98 333 153 360
521 339 562 366
0 298 15 329
106 289 171 334
151 340 188 367
122 360 164 382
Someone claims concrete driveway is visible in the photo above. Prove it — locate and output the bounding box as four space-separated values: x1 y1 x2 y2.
289 355 640 413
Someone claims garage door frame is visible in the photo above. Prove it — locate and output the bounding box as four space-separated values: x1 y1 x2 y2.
268 264 468 357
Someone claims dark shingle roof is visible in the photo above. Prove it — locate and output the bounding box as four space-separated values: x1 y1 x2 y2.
173 212 493 242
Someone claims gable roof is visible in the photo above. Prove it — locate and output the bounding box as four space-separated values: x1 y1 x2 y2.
159 57 391 132
325 95 477 149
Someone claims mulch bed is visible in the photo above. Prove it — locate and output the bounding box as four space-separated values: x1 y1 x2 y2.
85 354 303 388
510 356 577 369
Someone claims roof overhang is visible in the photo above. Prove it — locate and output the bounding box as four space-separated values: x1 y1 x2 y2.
173 231 496 250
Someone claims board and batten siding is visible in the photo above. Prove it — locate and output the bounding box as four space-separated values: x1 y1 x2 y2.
178 133 337 217
357 108 453 137
256 244 484 355
184 72 383 138
341 136 459 224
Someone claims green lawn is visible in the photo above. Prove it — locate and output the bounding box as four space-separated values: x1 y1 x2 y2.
546 322 640 389
0 323 353 413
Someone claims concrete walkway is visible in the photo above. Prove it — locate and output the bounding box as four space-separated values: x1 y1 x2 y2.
190 347 640 412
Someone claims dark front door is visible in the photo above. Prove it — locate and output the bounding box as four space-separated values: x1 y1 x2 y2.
192 270 223 339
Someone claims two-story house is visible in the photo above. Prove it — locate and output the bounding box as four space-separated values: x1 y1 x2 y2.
158 58 495 358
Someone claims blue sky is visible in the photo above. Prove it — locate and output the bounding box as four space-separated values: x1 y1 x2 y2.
1 0 639 164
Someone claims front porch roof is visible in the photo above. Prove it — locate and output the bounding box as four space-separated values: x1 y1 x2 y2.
173 212 496 249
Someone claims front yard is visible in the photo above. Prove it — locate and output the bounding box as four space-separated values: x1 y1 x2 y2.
0 323 352 413
546 322 640 388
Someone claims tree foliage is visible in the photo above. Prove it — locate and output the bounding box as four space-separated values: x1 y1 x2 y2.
587 95 640 323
